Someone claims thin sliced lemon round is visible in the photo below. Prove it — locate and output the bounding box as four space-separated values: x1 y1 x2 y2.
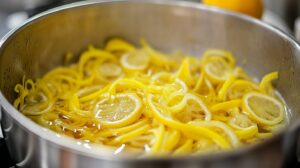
167 93 212 121
151 72 173 85
242 92 284 125
233 67 252 80
147 94 231 150
202 49 235 67
176 58 194 86
227 80 260 100
105 38 135 52
235 126 258 140
228 113 255 129
203 59 232 84
98 63 122 78
121 50 150 70
228 113 258 139
94 93 142 128
189 120 239 147
259 71 278 95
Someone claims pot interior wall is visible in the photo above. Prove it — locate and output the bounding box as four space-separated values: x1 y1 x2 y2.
1 2 300 121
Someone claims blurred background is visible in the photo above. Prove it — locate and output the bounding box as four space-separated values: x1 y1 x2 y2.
0 0 300 39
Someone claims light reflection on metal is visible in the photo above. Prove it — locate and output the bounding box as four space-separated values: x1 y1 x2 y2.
114 144 125 155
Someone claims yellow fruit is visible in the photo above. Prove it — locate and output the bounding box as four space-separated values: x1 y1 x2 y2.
97 119 149 137
147 94 231 149
98 63 122 77
202 49 236 68
259 71 278 95
210 99 242 112
121 50 150 70
105 38 135 52
189 120 239 147
242 92 284 125
227 80 260 100
217 75 235 101
176 58 194 86
173 139 193 156
17 38 288 156
167 93 212 121
228 114 258 139
229 114 254 129
203 0 263 19
203 59 232 84
235 126 258 140
94 93 142 127
151 72 173 85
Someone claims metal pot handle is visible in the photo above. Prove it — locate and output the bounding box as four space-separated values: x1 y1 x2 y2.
282 121 300 168
0 106 14 167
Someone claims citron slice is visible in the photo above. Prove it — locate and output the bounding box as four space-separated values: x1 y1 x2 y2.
151 72 173 85
228 113 258 139
203 59 232 84
259 71 278 95
189 120 239 147
173 139 193 156
105 38 135 52
228 114 254 129
167 93 212 121
147 94 231 150
227 80 260 100
242 92 284 125
176 58 194 86
121 50 150 70
94 93 142 128
202 49 236 67
98 63 122 78
235 126 258 140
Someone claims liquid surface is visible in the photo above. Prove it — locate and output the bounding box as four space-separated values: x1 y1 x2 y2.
14 38 287 156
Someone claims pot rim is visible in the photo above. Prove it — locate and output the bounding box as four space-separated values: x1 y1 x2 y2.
0 0 300 162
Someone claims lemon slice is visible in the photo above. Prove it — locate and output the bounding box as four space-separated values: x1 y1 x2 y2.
94 93 142 127
193 138 219 155
235 126 258 140
121 50 150 70
147 94 231 150
173 139 193 156
151 72 173 85
227 80 260 100
228 114 254 129
108 78 147 95
242 92 284 125
21 101 53 115
105 38 135 52
228 114 258 139
189 120 239 147
217 75 235 101
176 58 194 86
140 39 177 67
233 67 252 80
98 63 122 77
167 93 212 121
202 49 235 67
203 59 232 84
259 71 278 95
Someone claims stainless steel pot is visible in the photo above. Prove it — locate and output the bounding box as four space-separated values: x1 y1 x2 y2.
0 0 300 167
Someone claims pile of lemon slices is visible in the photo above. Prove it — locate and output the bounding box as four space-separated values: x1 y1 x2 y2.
14 38 287 156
